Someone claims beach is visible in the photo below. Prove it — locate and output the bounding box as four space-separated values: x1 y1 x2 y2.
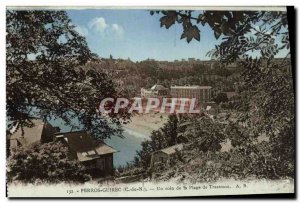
124 113 169 137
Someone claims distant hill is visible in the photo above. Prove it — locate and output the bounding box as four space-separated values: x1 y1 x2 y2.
81 58 289 98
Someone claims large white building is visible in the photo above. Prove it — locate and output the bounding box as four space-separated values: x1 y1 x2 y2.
170 85 212 103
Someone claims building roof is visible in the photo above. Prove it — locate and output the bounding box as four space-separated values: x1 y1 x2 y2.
154 143 184 155
150 84 167 91
9 119 56 148
171 85 212 89
55 131 117 162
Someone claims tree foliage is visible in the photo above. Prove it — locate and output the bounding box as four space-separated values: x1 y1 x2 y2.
153 10 260 44
7 141 91 183
149 9 294 181
6 10 130 139
135 114 187 168
213 92 229 104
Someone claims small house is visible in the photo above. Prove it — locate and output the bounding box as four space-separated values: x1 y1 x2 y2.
150 143 183 168
8 119 59 154
54 131 117 176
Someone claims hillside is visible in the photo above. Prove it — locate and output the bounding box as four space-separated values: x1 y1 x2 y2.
82 58 244 98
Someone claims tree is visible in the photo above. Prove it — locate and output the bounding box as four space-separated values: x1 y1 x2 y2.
152 10 294 179
153 10 289 61
7 141 91 183
135 114 187 168
152 10 259 43
179 115 226 152
6 10 130 139
213 92 229 104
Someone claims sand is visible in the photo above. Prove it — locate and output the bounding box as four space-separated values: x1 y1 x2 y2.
124 113 169 136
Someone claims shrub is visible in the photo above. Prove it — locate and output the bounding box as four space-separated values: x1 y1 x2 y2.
7 141 91 184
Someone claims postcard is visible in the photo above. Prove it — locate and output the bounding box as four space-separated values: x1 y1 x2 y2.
6 6 295 198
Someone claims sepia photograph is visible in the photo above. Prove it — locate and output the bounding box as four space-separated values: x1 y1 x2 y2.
5 5 295 198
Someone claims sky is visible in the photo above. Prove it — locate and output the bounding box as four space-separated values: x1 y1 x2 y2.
66 9 289 62
66 9 223 62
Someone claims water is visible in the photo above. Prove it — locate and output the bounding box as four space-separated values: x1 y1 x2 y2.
47 117 149 167
17 107 149 167
105 128 148 167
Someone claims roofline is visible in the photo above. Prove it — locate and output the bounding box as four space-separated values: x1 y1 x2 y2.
78 150 119 154
151 143 184 155
171 86 212 89
55 131 119 153
54 130 86 135
78 150 120 162
101 142 118 152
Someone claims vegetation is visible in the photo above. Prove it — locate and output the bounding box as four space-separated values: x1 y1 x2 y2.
6 10 132 184
132 10 294 182
7 142 91 183
84 59 240 98
213 92 229 104
133 114 187 169
6 9 294 184
6 10 130 139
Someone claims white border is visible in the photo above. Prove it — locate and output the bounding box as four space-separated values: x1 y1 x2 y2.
1 1 298 203
6 6 286 11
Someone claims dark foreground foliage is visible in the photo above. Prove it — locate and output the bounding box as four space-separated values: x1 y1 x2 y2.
6 10 130 140
7 142 91 184
133 9 294 183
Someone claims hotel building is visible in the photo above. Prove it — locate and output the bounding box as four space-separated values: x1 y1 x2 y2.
170 85 212 103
